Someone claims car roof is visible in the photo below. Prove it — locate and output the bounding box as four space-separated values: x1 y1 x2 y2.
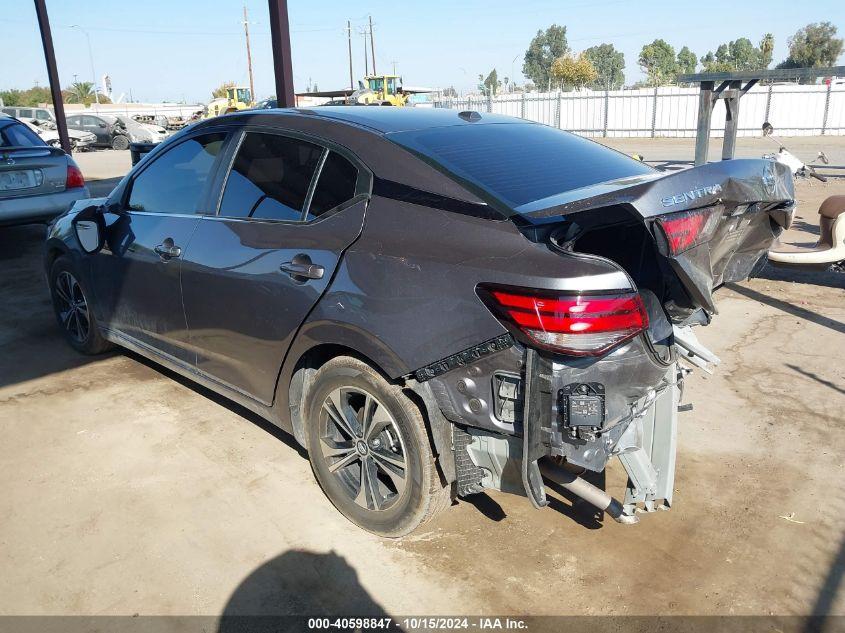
222 106 531 135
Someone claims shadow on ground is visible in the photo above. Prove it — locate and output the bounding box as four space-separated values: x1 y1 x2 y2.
219 550 390 621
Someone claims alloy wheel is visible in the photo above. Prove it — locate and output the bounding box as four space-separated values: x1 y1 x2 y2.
319 387 407 512
54 271 90 344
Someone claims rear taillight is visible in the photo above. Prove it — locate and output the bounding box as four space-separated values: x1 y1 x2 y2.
480 286 649 356
655 206 721 255
66 164 85 189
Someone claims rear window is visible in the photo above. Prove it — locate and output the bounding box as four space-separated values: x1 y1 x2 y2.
0 120 47 148
388 123 653 208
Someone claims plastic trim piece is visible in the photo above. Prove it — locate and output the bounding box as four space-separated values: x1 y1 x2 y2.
413 334 513 382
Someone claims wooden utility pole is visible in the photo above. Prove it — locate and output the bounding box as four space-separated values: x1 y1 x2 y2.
362 28 369 76
267 0 294 107
347 20 354 90
33 0 71 154
243 5 255 104
368 15 376 75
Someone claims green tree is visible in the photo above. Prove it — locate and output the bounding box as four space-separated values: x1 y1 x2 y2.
638 39 677 86
523 25 569 92
777 22 844 70
211 81 237 99
676 46 697 75
0 89 25 106
701 38 766 72
479 69 500 96
583 43 625 89
67 81 94 104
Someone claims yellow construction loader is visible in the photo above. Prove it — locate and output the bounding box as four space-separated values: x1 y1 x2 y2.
204 86 254 119
296 75 430 106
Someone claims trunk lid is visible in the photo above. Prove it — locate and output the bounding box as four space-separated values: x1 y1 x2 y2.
0 146 69 199
518 159 795 319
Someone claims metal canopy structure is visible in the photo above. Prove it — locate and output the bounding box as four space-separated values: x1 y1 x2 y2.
678 66 845 166
32 0 296 155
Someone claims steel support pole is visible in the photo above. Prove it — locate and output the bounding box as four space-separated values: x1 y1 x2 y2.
33 0 71 154
694 81 715 166
650 87 658 138
267 0 295 107
603 90 609 137
721 80 741 161
821 81 832 135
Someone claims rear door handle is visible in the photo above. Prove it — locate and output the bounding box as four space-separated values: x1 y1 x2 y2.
280 259 324 280
154 241 182 259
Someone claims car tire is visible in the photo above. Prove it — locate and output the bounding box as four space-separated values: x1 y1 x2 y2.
111 135 130 151
304 356 451 537
49 256 112 355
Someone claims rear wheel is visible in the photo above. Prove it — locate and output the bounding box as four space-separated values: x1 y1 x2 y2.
49 256 112 355
304 356 450 537
111 135 130 151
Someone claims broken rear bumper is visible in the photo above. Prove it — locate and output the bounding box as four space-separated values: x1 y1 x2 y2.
425 333 692 521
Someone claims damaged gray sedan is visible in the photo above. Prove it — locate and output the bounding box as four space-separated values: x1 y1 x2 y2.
44 108 794 536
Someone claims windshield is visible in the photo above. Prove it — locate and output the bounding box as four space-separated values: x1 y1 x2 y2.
0 120 47 148
368 78 384 92
388 122 654 209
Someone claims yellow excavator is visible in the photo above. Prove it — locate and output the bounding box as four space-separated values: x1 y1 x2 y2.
296 75 431 106
203 86 254 119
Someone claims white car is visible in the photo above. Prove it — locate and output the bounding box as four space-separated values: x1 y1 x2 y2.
23 119 96 152
114 115 169 144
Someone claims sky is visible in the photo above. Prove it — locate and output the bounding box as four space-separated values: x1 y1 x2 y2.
2 0 844 104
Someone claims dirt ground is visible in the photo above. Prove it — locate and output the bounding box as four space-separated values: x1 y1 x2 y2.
0 158 843 618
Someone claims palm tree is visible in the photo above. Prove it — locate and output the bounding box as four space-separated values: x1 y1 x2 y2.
760 33 775 68
67 81 94 104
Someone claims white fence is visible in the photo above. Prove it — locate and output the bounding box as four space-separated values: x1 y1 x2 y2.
433 84 845 138
63 103 204 119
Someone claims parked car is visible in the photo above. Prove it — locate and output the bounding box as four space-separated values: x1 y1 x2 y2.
0 114 89 226
44 108 793 536
2 106 55 125
251 98 278 110
65 114 131 150
23 119 96 152
113 115 168 144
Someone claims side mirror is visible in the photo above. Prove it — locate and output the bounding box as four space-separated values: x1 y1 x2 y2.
72 205 105 254
98 122 108 128
762 122 774 136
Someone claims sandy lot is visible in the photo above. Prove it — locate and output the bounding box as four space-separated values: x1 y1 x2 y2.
0 153 843 619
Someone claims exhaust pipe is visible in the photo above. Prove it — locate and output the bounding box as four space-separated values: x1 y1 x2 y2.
539 459 638 525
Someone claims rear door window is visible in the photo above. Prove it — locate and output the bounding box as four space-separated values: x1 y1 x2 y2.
0 120 46 147
306 151 359 220
127 133 226 214
388 123 654 209
219 132 323 221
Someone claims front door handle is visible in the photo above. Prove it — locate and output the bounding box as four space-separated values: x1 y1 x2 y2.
154 240 182 259
280 257 324 281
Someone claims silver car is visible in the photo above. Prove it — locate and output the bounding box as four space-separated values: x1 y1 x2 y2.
0 114 90 226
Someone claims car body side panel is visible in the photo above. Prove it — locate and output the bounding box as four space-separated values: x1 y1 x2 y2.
180 199 368 405
271 194 634 431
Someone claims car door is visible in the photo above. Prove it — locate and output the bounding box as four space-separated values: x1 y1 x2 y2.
181 129 369 404
83 116 110 145
91 131 229 364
